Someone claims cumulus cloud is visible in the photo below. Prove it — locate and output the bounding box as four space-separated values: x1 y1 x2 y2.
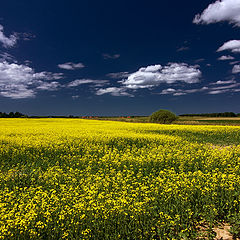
121 63 201 89
58 62 85 70
193 0 240 27
95 87 133 97
218 55 235 60
0 61 63 99
67 79 109 87
0 24 18 48
217 40 240 53
232 64 240 73
102 53 120 59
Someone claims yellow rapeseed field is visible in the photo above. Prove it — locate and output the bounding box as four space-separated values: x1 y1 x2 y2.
0 119 240 239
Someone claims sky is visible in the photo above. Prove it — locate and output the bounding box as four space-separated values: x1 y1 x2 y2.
0 0 240 116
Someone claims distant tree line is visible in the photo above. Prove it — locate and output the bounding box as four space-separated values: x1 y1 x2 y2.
179 112 240 117
1 112 239 118
0 112 27 118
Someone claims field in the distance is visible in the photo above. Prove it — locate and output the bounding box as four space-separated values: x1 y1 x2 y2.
177 117 240 126
0 119 240 239
97 116 240 126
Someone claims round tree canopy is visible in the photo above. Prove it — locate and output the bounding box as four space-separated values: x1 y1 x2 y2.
149 109 177 124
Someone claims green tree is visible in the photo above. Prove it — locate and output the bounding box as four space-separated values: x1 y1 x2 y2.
149 109 177 124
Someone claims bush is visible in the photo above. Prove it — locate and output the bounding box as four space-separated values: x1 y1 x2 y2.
149 109 177 124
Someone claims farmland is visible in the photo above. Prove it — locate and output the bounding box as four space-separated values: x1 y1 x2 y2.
0 119 240 239
96 116 240 126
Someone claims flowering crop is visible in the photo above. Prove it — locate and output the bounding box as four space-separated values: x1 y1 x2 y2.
0 119 240 239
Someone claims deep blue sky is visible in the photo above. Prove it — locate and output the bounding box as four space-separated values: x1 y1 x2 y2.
0 0 239 115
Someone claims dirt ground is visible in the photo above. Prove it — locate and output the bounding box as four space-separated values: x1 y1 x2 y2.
214 224 232 240
197 223 239 240
213 224 240 240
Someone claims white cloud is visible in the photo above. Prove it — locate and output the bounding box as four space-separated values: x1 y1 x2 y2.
0 85 35 99
0 25 18 48
160 83 240 96
72 95 80 99
218 55 235 60
212 83 240 89
195 58 205 63
36 72 64 80
173 92 187 96
97 63 201 97
0 52 15 61
0 61 63 99
217 40 240 53
232 89 240 92
67 79 108 87
17 32 35 41
193 0 240 27
208 84 240 94
230 61 240 65
160 87 208 96
232 64 240 73
24 60 32 66
161 88 177 95
0 25 34 49
208 90 229 94
102 53 120 59
58 62 85 70
121 63 201 89
36 81 60 91
161 88 187 96
106 72 129 79
177 46 189 52
96 87 133 97
210 79 236 84
208 83 240 94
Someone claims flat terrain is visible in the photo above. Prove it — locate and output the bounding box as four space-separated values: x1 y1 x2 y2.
97 116 240 126
0 119 240 239
177 117 240 126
